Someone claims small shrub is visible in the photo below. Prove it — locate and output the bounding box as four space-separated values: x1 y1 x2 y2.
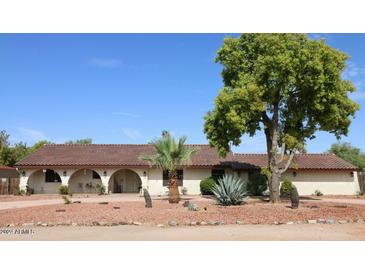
14 189 26 196
181 187 188 195
314 189 323 196
200 177 216 195
280 178 293 197
247 172 268 196
58 185 69 195
62 195 71 204
211 174 247 206
290 185 299 209
95 181 106 195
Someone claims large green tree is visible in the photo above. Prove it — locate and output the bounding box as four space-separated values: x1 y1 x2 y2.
329 142 365 170
141 132 199 203
204 34 359 203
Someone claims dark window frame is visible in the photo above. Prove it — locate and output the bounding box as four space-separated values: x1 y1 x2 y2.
92 171 101 179
163 170 183 187
211 169 225 180
45 169 61 183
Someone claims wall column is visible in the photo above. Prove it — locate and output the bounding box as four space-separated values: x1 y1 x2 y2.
19 171 29 192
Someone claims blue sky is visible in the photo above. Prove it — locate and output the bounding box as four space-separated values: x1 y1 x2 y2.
0 34 364 153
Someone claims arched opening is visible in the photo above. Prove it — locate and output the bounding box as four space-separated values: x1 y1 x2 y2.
27 169 62 194
68 169 102 194
108 169 142 193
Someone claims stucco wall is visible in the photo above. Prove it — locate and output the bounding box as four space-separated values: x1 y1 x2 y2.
68 169 101 194
28 170 62 194
20 167 360 196
283 170 359 195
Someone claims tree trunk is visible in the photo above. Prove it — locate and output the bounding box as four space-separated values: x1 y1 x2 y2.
270 171 281 203
263 102 281 203
168 174 180 204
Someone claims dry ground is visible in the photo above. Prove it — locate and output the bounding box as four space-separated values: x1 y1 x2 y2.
0 198 364 227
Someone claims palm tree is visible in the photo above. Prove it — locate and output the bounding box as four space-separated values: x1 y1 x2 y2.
141 132 199 203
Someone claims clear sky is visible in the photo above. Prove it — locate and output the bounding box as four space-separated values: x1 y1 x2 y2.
0 34 364 153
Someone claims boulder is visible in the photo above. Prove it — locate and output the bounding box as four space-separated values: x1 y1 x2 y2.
188 202 199 211
308 220 317 224
143 189 152 208
168 220 178 227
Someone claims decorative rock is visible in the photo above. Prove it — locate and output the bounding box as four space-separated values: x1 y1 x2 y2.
286 221 294 225
182 201 190 207
143 189 152 208
236 220 243 225
308 220 317 224
348 219 354 223
157 224 165 228
72 222 78 226
318 219 326 224
133 221 142 226
199 221 207 226
326 219 335 224
92 221 101 226
188 202 199 211
296 221 303 224
41 223 48 227
168 220 178 227
37 221 43 226
22 223 34 226
338 220 348 224
119 221 128 225
99 221 108 226
357 219 364 224
190 221 197 226
8 223 15 227
219 221 225 225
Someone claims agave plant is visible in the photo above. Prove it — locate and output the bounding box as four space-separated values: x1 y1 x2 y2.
210 174 247 206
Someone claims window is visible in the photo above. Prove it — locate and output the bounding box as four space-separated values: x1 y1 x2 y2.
45 170 61 183
211 169 225 180
163 170 183 187
92 171 101 179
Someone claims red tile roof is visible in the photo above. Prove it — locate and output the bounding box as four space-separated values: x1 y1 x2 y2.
0 166 16 171
14 144 358 171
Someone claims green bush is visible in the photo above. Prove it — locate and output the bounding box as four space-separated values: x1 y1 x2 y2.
58 185 69 195
314 189 323 196
62 195 71 204
247 172 268 196
14 189 26 196
280 178 293 197
200 177 216 195
211 174 247 206
96 181 106 195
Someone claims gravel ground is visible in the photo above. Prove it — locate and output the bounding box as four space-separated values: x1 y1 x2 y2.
0 200 364 226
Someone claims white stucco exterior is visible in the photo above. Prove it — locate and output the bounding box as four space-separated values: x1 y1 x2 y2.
282 170 360 195
18 167 360 196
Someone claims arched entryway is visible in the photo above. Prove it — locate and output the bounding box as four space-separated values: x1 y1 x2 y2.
108 169 142 193
68 169 102 194
27 169 62 194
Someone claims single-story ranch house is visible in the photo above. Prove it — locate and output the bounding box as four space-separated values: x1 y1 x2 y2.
14 144 360 195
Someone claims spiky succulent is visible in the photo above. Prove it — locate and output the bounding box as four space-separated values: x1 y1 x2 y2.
210 174 247 206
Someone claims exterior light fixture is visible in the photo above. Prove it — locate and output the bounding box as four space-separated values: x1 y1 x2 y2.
143 171 147 177
22 171 26 177
43 169 47 173
103 171 107 176
293 171 297 177
350 171 354 177
63 171 67 176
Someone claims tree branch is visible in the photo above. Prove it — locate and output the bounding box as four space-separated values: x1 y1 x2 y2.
279 151 295 174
